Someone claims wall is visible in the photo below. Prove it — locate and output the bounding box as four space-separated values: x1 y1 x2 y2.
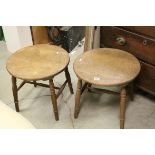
2 26 33 53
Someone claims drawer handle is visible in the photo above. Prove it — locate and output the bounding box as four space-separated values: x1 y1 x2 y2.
116 36 126 46
143 39 147 46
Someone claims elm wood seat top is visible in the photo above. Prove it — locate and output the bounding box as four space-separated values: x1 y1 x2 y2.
6 44 69 81
74 48 141 86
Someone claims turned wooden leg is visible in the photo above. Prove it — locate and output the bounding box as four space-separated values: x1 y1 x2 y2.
65 67 74 94
74 79 82 118
33 81 37 87
120 86 127 129
49 78 59 121
12 76 19 112
128 82 134 101
87 83 92 92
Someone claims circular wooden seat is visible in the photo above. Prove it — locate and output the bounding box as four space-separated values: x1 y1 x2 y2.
74 48 140 86
6 44 73 121
6 44 69 81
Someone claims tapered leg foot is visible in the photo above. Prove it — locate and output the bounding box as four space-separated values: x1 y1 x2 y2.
65 67 74 94
120 86 127 129
74 79 82 118
49 79 59 121
12 76 19 112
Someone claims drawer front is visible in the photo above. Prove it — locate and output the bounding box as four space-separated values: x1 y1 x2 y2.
136 61 155 94
119 26 155 39
100 26 155 66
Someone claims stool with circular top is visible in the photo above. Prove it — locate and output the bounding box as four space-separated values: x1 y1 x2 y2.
6 44 74 121
73 48 141 129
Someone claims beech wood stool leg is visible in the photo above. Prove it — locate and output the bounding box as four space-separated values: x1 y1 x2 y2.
65 67 74 94
33 81 37 87
74 79 82 118
120 86 127 129
12 76 19 112
49 78 59 121
87 83 92 92
128 82 134 101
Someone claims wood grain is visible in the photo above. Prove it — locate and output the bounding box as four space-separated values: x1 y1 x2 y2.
6 44 69 81
31 26 49 44
49 79 59 121
74 48 140 86
74 79 82 118
120 87 127 129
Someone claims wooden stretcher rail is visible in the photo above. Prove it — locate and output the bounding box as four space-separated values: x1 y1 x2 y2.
17 80 60 91
87 87 119 95
17 81 26 91
56 80 68 98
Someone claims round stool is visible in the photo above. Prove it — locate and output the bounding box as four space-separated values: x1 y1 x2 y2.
73 48 140 129
6 44 74 121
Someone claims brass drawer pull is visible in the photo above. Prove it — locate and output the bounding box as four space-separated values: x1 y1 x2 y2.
116 36 126 46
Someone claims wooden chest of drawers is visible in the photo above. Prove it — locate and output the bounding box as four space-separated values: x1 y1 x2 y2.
100 26 155 95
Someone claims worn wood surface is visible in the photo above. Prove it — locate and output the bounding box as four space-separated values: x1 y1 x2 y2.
74 48 140 86
31 26 50 44
6 44 69 81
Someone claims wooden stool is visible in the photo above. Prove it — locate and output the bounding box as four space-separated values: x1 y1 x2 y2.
6 44 74 121
73 48 140 129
